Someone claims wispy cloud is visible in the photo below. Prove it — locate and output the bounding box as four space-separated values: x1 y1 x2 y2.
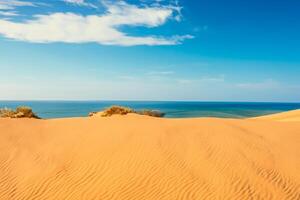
147 71 175 75
0 0 36 10
117 75 138 80
0 1 193 46
200 75 225 82
0 10 19 16
236 79 280 90
62 0 97 8
178 75 225 84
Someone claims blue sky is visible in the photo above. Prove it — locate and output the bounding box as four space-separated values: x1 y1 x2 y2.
0 0 299 101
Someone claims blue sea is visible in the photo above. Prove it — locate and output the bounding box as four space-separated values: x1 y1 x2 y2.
0 101 300 119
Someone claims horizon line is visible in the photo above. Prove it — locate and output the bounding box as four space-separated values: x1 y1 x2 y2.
0 100 300 104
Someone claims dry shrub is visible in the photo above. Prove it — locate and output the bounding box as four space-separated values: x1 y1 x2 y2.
16 106 39 118
100 106 135 117
0 108 16 118
88 112 97 117
0 106 40 119
90 106 165 118
138 110 165 118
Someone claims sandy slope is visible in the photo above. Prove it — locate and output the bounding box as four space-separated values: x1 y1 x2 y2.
253 109 300 122
0 112 299 200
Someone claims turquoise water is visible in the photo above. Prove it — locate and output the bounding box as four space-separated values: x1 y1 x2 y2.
0 101 300 119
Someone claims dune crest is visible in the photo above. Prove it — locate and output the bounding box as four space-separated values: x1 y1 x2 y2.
0 113 299 199
253 109 300 122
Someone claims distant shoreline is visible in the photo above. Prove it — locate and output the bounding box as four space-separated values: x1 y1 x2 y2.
1 101 300 119
1 100 300 103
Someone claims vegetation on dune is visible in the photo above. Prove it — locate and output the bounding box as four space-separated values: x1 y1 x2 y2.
137 110 165 118
88 111 98 117
0 108 15 118
100 106 135 117
0 106 40 119
0 105 164 119
89 106 165 118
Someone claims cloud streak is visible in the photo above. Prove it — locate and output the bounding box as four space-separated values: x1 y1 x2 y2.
178 75 225 84
0 0 36 10
0 10 19 16
0 1 192 46
236 79 280 90
147 71 175 75
62 0 97 8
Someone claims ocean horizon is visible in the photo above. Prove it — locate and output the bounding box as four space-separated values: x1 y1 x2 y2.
1 101 300 119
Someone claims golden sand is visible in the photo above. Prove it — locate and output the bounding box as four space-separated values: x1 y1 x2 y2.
0 111 299 199
253 109 300 122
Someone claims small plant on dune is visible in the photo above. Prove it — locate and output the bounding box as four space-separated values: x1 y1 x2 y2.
89 106 165 118
0 108 16 118
88 111 97 117
0 106 40 119
16 106 40 119
100 106 135 117
138 110 165 118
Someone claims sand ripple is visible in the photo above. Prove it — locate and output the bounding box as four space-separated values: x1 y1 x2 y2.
0 112 299 199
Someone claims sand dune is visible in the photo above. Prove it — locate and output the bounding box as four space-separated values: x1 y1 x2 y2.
0 112 299 199
253 109 300 122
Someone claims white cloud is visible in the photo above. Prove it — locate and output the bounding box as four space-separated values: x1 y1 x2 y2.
236 79 280 90
0 10 19 16
0 0 36 10
62 0 97 8
0 1 192 46
178 75 225 84
147 71 175 75
199 75 225 82
63 0 85 4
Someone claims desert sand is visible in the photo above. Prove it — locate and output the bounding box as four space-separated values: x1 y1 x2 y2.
0 110 299 200
253 109 300 122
